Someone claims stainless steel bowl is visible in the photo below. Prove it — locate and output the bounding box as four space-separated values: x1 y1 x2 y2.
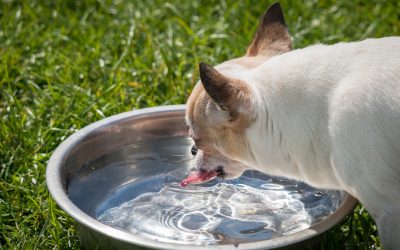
46 105 357 250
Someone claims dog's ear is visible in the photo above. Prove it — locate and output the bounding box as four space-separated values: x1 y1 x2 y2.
199 62 252 119
246 2 291 57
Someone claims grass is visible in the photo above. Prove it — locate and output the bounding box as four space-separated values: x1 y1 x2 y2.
0 0 399 249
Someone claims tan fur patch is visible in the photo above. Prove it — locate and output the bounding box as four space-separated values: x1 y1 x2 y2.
229 56 270 68
186 81 254 163
246 2 291 57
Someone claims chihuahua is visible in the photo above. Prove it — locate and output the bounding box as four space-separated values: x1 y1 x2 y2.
182 2 400 249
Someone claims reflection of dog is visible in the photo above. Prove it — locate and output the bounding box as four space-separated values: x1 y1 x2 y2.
183 2 400 249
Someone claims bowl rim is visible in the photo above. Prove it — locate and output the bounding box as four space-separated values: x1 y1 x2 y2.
46 104 358 250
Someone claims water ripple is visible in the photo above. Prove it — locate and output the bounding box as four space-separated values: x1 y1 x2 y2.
97 175 340 245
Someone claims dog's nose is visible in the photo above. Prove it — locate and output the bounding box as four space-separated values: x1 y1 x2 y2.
191 145 198 155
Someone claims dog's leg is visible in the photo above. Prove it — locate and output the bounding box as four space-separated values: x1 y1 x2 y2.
328 79 400 249
330 146 400 250
375 208 400 250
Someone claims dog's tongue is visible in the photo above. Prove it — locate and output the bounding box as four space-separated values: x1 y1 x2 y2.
180 170 218 187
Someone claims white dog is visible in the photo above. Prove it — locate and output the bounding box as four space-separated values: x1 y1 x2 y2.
182 3 400 249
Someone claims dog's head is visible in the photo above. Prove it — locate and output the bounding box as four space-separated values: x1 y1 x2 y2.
183 3 292 185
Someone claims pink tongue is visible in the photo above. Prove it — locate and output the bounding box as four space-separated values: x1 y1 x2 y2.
180 170 218 187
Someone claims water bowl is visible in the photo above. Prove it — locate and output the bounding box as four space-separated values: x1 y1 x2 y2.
46 105 357 250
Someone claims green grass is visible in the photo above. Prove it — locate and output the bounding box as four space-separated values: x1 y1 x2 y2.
1 0 399 249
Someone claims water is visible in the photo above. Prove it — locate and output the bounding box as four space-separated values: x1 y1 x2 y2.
69 136 343 245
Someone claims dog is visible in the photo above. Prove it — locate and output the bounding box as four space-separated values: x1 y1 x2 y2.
182 2 400 249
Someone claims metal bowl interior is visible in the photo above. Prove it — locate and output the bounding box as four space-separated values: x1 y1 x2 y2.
46 105 357 250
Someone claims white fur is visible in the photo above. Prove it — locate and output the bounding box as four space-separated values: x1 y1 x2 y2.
227 37 400 249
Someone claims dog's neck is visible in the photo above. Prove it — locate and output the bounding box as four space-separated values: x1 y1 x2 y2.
244 45 344 189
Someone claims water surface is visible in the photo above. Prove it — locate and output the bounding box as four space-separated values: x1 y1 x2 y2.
69 136 342 245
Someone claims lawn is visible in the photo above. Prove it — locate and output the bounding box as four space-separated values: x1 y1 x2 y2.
1 0 399 249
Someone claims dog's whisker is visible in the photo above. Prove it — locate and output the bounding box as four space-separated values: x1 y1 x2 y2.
170 154 191 157
170 158 193 163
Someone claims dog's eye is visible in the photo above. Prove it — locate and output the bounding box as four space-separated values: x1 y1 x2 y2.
191 145 198 155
